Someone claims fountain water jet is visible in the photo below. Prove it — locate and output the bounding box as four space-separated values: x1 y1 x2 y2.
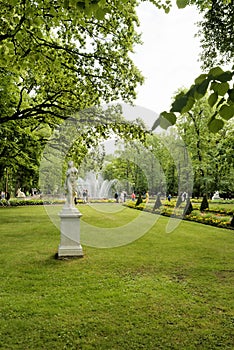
77 172 117 199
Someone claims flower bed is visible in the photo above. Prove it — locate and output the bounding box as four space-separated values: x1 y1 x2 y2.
184 210 233 229
124 201 234 230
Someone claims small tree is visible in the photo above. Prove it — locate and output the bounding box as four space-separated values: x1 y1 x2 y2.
230 216 234 228
200 195 209 212
184 198 193 216
153 194 162 210
175 194 182 208
135 193 143 207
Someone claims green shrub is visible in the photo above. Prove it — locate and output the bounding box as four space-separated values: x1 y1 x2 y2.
135 202 146 211
175 194 182 208
135 193 143 206
5 198 66 206
153 195 162 210
200 195 209 212
231 216 234 227
184 199 193 215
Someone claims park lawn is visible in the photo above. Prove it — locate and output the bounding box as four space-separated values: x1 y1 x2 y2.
0 205 233 350
207 202 234 214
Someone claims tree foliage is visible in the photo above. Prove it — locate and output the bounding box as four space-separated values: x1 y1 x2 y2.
194 0 234 69
174 93 234 197
38 105 150 195
0 0 143 124
0 0 173 125
2 0 233 195
155 67 234 133
0 118 50 193
154 0 234 133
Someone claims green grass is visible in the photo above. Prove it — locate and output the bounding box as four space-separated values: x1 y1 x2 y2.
0 205 234 349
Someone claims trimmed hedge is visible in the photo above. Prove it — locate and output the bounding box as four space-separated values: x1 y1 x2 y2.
0 198 116 207
0 199 65 206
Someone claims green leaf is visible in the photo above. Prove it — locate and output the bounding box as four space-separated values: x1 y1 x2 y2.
64 0 69 8
96 8 107 20
161 112 176 125
208 92 218 107
160 117 171 130
228 89 234 102
187 84 197 98
171 95 188 113
208 118 224 133
211 82 229 96
157 112 177 130
181 97 195 113
219 104 234 120
196 78 210 96
210 82 219 93
215 71 233 83
209 67 224 77
194 74 207 85
218 82 229 96
176 0 188 9
151 117 160 131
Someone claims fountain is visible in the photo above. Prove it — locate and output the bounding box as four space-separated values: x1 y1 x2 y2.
77 172 117 199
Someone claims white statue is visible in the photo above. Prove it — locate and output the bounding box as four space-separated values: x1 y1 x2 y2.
17 188 26 198
64 160 78 208
59 160 83 258
212 191 220 200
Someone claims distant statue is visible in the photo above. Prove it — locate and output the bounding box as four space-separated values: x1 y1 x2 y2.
16 188 26 198
212 191 220 200
64 160 78 208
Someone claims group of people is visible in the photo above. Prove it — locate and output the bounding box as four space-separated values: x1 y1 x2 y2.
74 189 89 204
131 191 149 204
114 191 127 203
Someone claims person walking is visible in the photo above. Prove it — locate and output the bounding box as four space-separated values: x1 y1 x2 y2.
145 191 149 204
114 192 119 203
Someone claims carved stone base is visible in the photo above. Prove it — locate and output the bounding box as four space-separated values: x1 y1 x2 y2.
58 206 83 258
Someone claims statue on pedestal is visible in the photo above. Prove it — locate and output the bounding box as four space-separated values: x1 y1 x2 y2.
64 160 78 208
58 160 83 258
212 191 220 200
16 188 26 198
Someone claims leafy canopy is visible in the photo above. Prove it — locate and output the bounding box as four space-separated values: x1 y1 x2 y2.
194 0 234 69
157 67 234 133
154 0 234 133
0 0 172 125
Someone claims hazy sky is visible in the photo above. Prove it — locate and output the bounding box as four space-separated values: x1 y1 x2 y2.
103 2 204 151
132 2 203 115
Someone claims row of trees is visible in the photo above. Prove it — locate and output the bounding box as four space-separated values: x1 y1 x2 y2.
0 0 162 194
3 100 232 198
101 96 234 198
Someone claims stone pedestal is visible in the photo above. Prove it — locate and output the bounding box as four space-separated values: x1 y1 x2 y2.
58 206 83 258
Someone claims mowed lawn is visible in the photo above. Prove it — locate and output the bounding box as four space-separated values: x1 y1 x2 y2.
0 205 233 350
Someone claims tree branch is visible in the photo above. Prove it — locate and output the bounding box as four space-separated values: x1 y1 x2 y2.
0 14 26 42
